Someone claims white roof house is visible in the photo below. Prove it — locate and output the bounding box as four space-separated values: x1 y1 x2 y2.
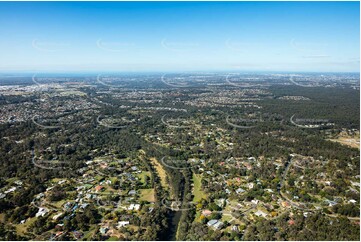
255 210 268 218
117 221 130 228
53 213 63 220
128 203 141 211
207 219 224 230
236 188 245 194
36 207 49 217
207 219 218 227
247 183 254 189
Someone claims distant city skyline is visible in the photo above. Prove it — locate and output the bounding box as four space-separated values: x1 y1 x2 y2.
0 1 359 72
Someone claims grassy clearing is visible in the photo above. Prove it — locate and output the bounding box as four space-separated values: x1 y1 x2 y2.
221 214 233 222
139 188 156 202
16 216 36 235
50 178 63 183
328 131 360 149
194 211 203 223
52 200 65 209
83 225 98 240
329 137 360 149
137 171 151 185
192 173 207 202
150 158 168 190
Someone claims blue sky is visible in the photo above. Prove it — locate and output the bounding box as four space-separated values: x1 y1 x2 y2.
0 1 359 73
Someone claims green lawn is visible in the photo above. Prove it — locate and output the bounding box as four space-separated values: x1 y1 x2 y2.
50 178 63 183
139 189 155 202
137 171 151 185
52 200 65 209
194 211 203 223
82 225 98 240
150 158 169 191
0 213 5 223
107 236 120 241
192 173 207 202
221 214 233 222
16 216 37 235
